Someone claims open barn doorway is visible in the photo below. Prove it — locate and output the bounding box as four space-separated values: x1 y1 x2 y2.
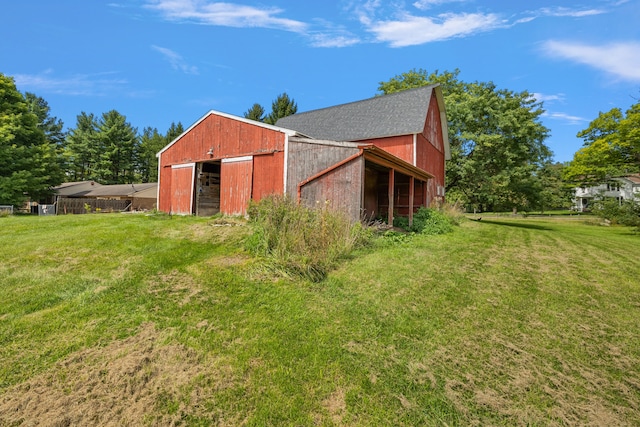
195 161 221 216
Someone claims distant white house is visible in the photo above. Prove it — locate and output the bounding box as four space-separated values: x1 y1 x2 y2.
573 174 640 212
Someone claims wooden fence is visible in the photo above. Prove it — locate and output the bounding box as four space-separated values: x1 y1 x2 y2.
57 198 131 214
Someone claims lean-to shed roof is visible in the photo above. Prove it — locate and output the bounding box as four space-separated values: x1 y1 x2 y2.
84 183 157 197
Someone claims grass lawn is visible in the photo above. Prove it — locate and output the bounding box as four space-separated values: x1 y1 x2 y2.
1 213 639 426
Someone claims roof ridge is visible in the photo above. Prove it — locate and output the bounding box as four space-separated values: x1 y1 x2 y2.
285 84 439 117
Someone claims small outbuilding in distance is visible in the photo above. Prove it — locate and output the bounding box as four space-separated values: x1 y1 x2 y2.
156 85 450 224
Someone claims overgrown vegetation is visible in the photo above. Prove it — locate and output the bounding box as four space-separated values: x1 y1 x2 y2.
393 203 465 234
246 195 372 281
591 197 640 228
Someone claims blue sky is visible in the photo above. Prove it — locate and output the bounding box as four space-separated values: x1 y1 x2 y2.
3 0 639 162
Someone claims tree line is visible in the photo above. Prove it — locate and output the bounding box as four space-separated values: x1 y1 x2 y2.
1 72 185 206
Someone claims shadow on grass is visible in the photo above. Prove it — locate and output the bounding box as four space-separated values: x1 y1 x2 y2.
476 219 553 231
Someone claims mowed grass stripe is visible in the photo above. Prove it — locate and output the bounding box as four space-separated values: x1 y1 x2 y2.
0 214 638 426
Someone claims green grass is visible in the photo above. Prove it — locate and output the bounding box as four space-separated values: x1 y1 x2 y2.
1 214 639 426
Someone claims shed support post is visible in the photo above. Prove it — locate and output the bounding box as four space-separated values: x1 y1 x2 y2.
423 180 429 208
388 169 395 225
409 176 415 227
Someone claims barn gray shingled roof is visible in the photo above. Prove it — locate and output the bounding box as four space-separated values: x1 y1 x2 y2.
275 84 439 142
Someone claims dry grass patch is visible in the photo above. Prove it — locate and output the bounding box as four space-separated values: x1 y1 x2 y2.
0 323 241 427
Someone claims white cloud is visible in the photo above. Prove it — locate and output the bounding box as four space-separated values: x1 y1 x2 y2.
531 92 566 103
539 7 605 18
145 0 308 33
152 45 199 74
365 12 503 47
543 40 640 82
413 0 467 10
310 33 361 48
13 70 128 96
542 111 589 125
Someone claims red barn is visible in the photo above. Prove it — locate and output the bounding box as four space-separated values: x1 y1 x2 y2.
157 84 449 224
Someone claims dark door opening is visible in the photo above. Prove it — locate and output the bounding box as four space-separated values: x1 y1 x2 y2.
195 162 221 216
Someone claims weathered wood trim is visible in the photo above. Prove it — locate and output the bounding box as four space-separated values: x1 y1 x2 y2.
221 155 253 163
283 135 289 194
171 163 196 169
409 176 415 227
297 151 363 201
388 169 395 225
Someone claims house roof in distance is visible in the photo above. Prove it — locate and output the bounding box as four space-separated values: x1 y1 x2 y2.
621 173 640 184
276 84 448 144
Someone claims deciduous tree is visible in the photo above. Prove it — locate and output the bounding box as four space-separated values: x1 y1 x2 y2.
564 102 640 185
379 69 552 212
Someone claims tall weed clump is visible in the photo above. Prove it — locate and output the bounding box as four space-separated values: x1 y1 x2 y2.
393 202 465 234
246 196 372 281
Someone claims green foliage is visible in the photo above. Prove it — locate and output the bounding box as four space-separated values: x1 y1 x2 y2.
564 102 640 185
64 112 100 181
243 103 265 122
378 69 552 213
246 195 371 281
64 111 181 184
393 204 464 235
264 92 297 125
0 73 63 205
591 197 640 227
93 110 138 184
164 121 184 142
137 127 166 182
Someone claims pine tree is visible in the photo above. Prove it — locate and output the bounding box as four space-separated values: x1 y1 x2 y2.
244 103 265 122
264 93 297 125
0 73 63 205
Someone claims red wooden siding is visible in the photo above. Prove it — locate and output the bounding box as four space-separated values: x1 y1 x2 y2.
220 157 253 215
423 94 444 153
416 92 446 203
358 134 414 165
252 151 284 201
160 113 286 167
170 164 194 214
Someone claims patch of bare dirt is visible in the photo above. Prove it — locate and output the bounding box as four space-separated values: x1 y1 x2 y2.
322 388 347 426
0 323 240 426
434 331 640 426
148 270 203 306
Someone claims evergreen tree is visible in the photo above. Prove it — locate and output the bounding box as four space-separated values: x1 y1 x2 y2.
244 103 266 122
165 122 184 143
137 127 166 182
0 73 63 205
265 93 297 125
94 110 138 184
64 112 100 181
